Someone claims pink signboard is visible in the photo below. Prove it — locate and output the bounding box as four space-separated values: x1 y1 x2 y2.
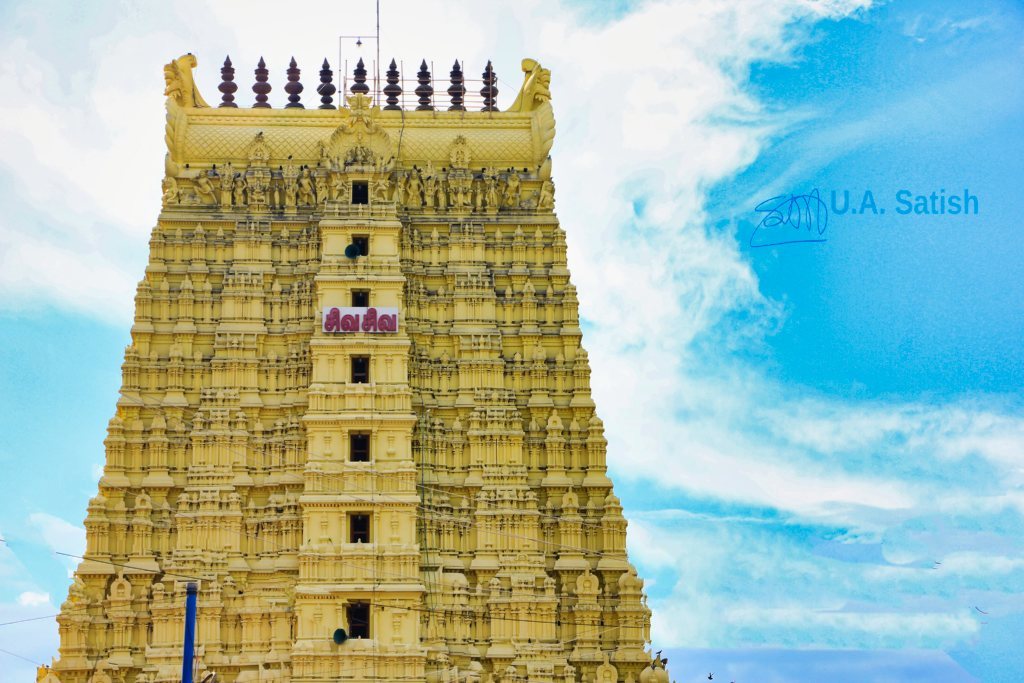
322 306 399 333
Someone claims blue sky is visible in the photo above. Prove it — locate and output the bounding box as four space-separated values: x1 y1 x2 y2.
1 1 1022 682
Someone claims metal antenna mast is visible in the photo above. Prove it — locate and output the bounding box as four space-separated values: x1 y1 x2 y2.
338 0 382 105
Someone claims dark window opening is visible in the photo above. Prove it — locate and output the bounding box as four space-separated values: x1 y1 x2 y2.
351 290 369 307
350 513 371 543
352 182 369 205
352 235 369 255
351 356 369 384
350 433 370 462
347 602 370 639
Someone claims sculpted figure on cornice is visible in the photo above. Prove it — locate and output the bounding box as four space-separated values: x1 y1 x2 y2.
508 58 551 113
194 172 216 204
163 53 209 108
322 93 393 171
161 176 179 207
247 131 271 165
449 135 471 170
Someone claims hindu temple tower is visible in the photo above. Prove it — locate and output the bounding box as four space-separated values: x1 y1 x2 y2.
43 52 672 683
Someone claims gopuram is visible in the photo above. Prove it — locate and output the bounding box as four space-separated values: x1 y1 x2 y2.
42 53 673 683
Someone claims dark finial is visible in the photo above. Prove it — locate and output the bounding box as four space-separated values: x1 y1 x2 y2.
415 60 434 111
351 57 369 94
481 60 498 111
383 58 401 110
253 56 271 108
448 60 466 111
218 55 238 108
284 56 303 108
317 58 336 109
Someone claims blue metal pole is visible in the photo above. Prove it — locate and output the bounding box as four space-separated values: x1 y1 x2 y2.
181 582 198 683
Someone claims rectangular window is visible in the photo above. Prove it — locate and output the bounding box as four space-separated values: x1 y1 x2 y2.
351 290 369 307
349 513 371 543
350 433 370 462
352 182 369 205
352 235 369 255
351 356 369 383
347 602 370 639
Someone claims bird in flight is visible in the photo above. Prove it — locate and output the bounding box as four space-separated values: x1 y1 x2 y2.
707 674 713 681
975 606 988 615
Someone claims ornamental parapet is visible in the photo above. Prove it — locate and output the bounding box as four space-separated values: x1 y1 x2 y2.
163 53 556 181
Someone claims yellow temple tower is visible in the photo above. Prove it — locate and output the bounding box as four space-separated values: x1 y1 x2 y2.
43 53 672 683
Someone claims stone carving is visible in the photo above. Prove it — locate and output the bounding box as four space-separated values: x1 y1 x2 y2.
218 163 234 207
298 167 315 205
406 169 423 208
232 173 247 206
161 176 179 206
508 58 551 113
449 135 471 169
194 172 216 204
163 53 209 108
314 170 328 206
504 170 521 208
322 93 393 170
247 131 271 165
373 175 391 203
538 179 554 210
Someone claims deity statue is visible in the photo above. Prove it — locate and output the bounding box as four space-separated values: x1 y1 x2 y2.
161 176 179 206
270 173 282 208
249 175 267 206
449 135 471 169
219 164 234 207
538 179 555 210
507 58 551 113
424 173 436 208
314 172 329 206
298 168 315 205
373 176 391 203
485 176 499 210
406 169 423 208
163 53 209 108
232 174 247 206
194 173 215 204
473 175 484 211
329 170 346 201
393 173 406 206
504 170 521 208
435 172 448 210
247 131 271 164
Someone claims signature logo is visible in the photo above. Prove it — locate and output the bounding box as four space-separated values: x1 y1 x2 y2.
750 189 828 248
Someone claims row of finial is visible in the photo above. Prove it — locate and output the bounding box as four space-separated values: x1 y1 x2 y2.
217 56 498 111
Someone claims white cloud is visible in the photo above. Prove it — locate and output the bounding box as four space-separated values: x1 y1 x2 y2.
28 513 86 578
17 591 51 607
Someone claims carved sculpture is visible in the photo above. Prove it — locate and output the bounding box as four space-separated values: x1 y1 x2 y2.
372 176 391 203
163 53 209 108
219 163 234 206
538 179 555 210
508 58 551 113
232 174 247 206
247 131 271 164
297 167 314 205
161 176 179 206
194 172 215 204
